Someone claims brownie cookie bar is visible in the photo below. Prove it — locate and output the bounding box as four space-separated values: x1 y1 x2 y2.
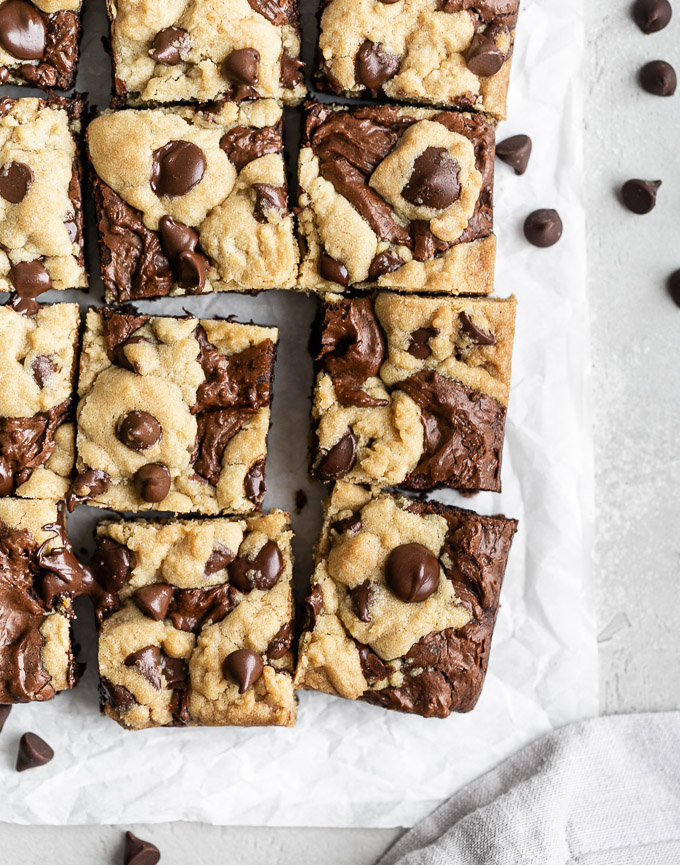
94 511 296 728
294 482 517 718
0 0 82 89
71 307 277 515
316 0 518 120
0 96 87 300
297 103 495 294
311 292 515 493
0 303 79 501
107 0 305 106
87 100 298 302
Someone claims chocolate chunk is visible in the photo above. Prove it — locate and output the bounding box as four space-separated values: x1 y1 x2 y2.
633 0 672 33
118 411 162 451
467 32 504 77
124 831 161 865
319 251 349 287
407 327 437 359
161 655 187 688
402 147 461 210
222 48 260 86
99 678 136 714
158 215 198 258
621 178 662 214
150 26 189 64
357 643 393 684
67 468 109 511
125 646 162 689
230 540 283 593
280 47 304 87
385 542 440 603
222 649 263 693
356 39 400 92
100 309 151 363
0 160 33 203
411 219 450 261
350 580 372 622
640 60 677 95
459 311 495 345
244 458 265 503
368 251 404 280
378 0 401 4
267 621 292 659
304 586 323 628
133 584 174 620
495 134 532 175
167 584 237 631
667 270 680 307
92 536 133 593
150 140 206 197
9 260 52 315
523 208 563 248
16 732 53 772
133 463 171 503
205 545 235 575
331 513 362 535
253 182 288 223
0 0 46 60
316 431 357 480
30 354 55 387
0 704 11 732
219 123 282 172
177 250 208 292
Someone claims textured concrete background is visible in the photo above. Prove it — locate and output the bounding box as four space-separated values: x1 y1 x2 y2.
2 0 679 861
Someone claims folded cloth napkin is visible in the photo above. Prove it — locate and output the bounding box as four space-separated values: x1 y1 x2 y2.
378 713 680 865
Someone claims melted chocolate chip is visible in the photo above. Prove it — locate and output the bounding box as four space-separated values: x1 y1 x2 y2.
133 463 171 503
133 584 174 620
467 32 504 77
350 580 372 622
280 47 304 87
0 0 46 61
92 536 133 593
267 621 292 659
244 458 265 503
0 704 11 733
177 249 208 292
357 642 394 684
67 469 109 510
161 655 187 688
149 26 189 64
117 411 162 451
30 354 55 387
385 542 440 603
205 545 235 575
331 513 362 535
9 260 52 315
316 431 357 480
304 586 323 628
124 831 161 865
356 39 400 92
158 214 198 257
150 140 206 197
621 178 662 214
523 209 563 248
368 251 404 280
99 678 136 714
253 182 287 222
222 48 260 86
319 251 349 286
0 160 33 203
495 134 532 175
125 645 162 689
407 327 437 359
633 0 672 33
402 147 461 210
16 731 53 772
230 540 283 593
222 648 263 693
0 459 13 496
459 312 495 345
640 60 677 95
167 584 237 632
219 123 282 172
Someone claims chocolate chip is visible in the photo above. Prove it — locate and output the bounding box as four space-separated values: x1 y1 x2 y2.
467 32 504 77
158 214 198 258
280 47 304 87
266 621 292 659
0 0 46 60
9 260 52 315
633 0 672 33
150 140 206 197
0 67 8 83
149 26 189 64
667 270 680 307
350 580 372 623
124 831 161 865
67 469 110 511
118 411 162 451
294 488 307 513
177 249 208 292
355 39 400 92
161 655 187 688
222 648 263 693
621 178 662 214
496 134 532 176
222 48 260 86
459 312 495 345
331 514 362 535
407 327 437 359
133 584 174 620
244 458 265 503
640 60 677 95
230 540 283 592
317 431 357 480
523 209 563 248
253 182 287 222
402 147 461 210
368 251 404 280
0 161 33 203
92 536 133 593
16 732 53 772
100 679 136 714
31 354 55 387
134 463 171 503
0 704 11 733
385 542 440 603
125 646 163 689
204 546 235 576
319 251 349 287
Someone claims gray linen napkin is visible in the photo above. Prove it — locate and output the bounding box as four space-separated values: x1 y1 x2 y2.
378 713 680 865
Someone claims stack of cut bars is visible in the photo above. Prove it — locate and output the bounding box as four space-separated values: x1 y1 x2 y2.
0 0 519 726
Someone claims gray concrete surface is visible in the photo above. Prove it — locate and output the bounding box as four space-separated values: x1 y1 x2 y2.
1 0 679 862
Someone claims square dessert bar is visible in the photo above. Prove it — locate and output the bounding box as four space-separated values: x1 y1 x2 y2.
317 0 518 120
294 483 517 718
93 511 296 729
311 292 515 493
0 0 83 89
71 307 277 515
108 0 305 107
0 96 87 299
0 303 79 501
0 499 79 703
297 103 496 294
88 100 299 301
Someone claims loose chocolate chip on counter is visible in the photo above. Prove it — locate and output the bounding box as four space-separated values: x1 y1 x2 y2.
495 134 532 176
31 354 55 387
350 580 373 623
640 60 677 95
158 214 199 257
16 732 54 772
356 39 400 92
125 646 163 689
368 251 404 280
92 536 133 593
149 26 189 64
0 704 11 733
222 48 260 86
244 458 265 503
402 147 461 209
204 545 235 575
633 0 672 33
294 488 307 513
385 542 440 603
222 649 264 693
316 431 357 480
133 584 174 621
0 0 46 60
118 411 162 451
133 463 171 503
466 32 504 77
124 831 161 865
9 260 52 314
407 327 437 359
523 208 563 248
150 140 206 197
621 178 662 214
667 270 680 307
319 251 349 287
459 312 495 345
230 540 283 592
0 160 33 203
